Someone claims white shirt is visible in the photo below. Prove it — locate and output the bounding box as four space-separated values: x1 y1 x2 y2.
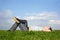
29 26 43 31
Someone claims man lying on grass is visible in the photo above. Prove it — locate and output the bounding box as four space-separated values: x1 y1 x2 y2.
8 17 52 32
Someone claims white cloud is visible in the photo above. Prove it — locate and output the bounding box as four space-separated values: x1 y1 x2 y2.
24 12 58 20
0 9 14 30
0 10 59 30
49 20 60 24
24 11 60 30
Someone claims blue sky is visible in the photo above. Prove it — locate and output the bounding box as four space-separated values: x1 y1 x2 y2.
0 0 60 30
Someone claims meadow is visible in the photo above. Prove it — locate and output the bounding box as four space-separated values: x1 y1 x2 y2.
0 30 60 40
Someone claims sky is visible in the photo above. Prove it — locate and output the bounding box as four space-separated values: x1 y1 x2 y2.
0 0 60 30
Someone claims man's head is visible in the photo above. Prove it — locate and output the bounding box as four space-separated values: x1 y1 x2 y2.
43 25 52 32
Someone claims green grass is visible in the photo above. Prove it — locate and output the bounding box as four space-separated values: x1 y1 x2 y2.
0 30 60 40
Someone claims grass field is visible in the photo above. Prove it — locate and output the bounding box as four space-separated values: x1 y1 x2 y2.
0 30 60 40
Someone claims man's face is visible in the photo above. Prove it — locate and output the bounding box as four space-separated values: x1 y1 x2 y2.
43 26 51 31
